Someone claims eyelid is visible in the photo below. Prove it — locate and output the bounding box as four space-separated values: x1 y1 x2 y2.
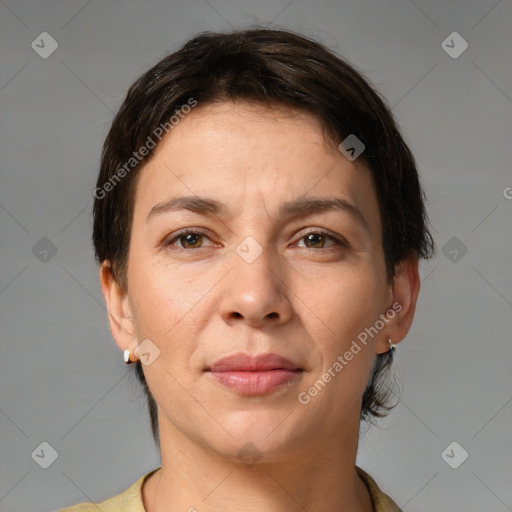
163 228 217 250
292 228 349 249
164 227 348 251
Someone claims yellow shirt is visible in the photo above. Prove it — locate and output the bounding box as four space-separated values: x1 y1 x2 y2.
60 466 402 512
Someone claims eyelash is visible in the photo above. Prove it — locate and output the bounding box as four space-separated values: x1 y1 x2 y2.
163 228 348 252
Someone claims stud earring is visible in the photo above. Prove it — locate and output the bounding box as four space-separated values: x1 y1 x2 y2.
388 337 396 352
123 349 134 364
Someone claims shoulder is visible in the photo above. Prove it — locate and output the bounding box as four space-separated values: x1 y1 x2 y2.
59 491 124 512
59 468 160 512
356 466 403 512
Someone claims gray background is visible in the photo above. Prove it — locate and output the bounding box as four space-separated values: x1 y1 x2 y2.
1 1 511 511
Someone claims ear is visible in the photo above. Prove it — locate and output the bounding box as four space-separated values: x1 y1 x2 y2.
376 251 421 354
99 261 138 362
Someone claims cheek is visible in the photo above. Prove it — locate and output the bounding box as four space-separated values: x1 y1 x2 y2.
127 248 204 331
302 267 386 335
130 276 177 336
127 256 217 372
300 266 386 394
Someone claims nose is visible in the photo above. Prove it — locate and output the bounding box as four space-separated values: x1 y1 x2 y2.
218 246 293 328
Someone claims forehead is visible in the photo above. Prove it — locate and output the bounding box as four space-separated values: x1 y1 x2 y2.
132 101 380 233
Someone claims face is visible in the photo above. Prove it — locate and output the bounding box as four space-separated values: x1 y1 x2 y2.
104 101 413 462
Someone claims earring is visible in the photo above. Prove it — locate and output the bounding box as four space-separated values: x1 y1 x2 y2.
388 337 396 353
123 349 134 364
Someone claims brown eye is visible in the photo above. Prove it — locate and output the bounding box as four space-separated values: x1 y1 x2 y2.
296 231 344 250
165 230 216 250
178 232 203 249
303 233 328 248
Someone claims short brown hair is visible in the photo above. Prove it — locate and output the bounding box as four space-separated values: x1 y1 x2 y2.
93 27 435 447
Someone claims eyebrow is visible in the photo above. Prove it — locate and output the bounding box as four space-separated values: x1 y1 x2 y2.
146 195 370 233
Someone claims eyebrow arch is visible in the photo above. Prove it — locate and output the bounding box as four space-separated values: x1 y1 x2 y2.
146 195 370 233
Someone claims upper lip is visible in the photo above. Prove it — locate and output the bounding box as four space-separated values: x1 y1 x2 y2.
207 352 303 372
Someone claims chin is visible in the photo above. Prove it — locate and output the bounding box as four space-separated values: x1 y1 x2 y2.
210 409 304 456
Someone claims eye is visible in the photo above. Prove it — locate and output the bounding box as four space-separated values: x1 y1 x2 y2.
163 229 347 252
295 230 347 250
164 229 216 250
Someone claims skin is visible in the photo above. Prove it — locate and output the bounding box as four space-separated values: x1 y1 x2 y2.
100 101 420 512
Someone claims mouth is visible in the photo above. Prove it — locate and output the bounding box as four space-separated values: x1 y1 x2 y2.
205 352 304 395
207 369 303 395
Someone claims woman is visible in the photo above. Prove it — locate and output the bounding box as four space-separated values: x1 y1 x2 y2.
61 27 434 512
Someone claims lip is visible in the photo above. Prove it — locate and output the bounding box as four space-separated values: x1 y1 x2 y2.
207 352 303 372
206 352 304 395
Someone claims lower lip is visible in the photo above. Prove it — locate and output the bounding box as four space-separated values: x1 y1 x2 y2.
209 370 302 395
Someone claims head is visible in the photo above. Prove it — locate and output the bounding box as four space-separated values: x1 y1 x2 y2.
93 28 434 453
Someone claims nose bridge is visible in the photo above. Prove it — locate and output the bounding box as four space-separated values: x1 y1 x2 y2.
218 232 292 326
233 235 280 296
236 237 279 284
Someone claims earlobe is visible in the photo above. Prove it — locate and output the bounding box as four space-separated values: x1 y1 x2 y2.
99 261 137 354
377 252 421 354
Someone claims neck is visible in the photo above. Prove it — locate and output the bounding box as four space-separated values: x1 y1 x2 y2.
142 415 373 512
